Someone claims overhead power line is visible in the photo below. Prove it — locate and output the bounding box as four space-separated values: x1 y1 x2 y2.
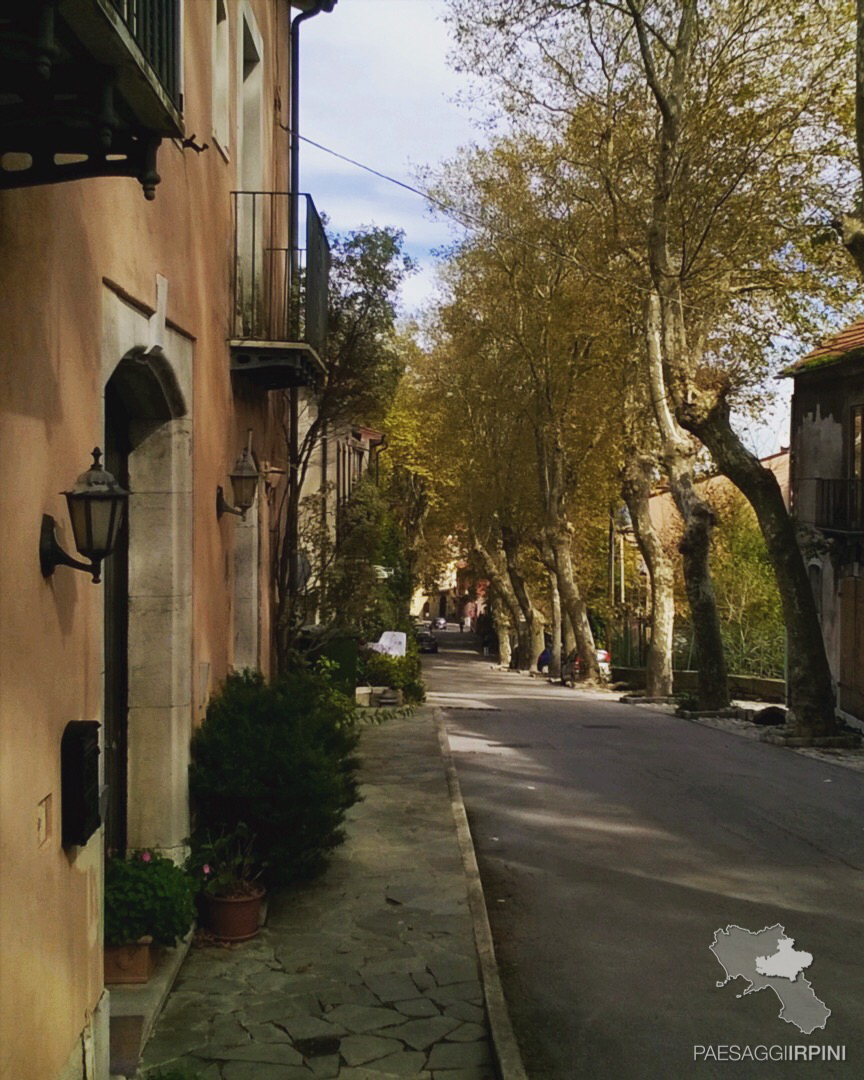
297 132 502 235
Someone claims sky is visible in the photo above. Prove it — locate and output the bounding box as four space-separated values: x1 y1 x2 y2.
299 0 476 315
297 0 791 457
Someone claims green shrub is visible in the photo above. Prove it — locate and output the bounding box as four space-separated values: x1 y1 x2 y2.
104 851 196 947
358 646 425 703
189 668 361 887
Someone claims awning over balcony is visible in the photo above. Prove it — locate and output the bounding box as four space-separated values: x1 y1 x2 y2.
0 0 183 198
230 191 329 390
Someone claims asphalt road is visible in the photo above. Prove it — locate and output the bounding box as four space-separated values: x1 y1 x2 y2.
424 631 864 1079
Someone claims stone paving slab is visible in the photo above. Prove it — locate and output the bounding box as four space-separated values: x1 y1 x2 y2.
136 711 495 1080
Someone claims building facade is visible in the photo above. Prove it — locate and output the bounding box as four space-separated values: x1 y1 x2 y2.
789 318 864 731
0 2 334 1076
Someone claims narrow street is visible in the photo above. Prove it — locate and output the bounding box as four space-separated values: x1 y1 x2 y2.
426 631 864 1079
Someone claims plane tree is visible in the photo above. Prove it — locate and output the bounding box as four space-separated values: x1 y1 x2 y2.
419 138 634 677
388 301 549 669
447 0 860 735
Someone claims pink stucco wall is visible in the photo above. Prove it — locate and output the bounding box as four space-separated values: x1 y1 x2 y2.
0 2 296 1075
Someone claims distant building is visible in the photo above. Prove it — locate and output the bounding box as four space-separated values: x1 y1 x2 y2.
648 451 789 543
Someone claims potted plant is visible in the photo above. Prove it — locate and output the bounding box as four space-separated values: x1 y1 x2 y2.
189 668 362 886
189 823 265 942
104 850 196 984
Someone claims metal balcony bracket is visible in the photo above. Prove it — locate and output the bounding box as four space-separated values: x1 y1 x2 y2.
0 0 181 198
230 340 325 391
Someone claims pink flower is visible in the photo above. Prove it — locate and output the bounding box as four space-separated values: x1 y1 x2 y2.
202 864 212 875
140 852 152 862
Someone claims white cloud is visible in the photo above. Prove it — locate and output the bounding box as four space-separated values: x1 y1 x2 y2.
301 0 476 172
298 0 481 315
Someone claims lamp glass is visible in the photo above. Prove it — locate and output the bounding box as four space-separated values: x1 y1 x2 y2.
229 449 259 512
230 473 258 511
66 494 125 560
63 449 128 561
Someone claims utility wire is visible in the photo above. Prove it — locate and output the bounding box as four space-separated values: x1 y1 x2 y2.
298 135 473 227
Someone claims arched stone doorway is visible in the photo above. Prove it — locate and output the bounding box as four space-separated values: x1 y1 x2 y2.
103 344 192 859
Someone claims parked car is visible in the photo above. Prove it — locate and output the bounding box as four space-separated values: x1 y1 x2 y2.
561 647 611 684
433 616 447 629
414 629 439 654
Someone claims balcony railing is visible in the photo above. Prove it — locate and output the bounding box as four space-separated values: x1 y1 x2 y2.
108 0 182 107
0 0 183 197
231 192 329 359
815 479 864 533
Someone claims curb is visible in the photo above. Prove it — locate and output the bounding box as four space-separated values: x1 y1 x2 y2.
111 930 192 1078
434 709 529 1080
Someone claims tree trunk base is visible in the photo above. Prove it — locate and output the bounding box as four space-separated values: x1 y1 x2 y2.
677 706 746 719
759 726 861 749
620 694 679 705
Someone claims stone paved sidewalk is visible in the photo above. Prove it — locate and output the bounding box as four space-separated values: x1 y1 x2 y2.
137 709 495 1080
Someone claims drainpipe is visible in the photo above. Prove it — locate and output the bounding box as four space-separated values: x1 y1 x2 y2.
290 0 337 252
287 1 337 602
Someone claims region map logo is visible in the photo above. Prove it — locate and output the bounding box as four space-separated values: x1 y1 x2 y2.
710 924 829 1035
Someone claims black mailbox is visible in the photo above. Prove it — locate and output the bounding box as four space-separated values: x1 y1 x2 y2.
61 721 101 847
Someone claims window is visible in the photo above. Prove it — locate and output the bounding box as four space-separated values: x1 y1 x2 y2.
851 405 864 480
239 10 263 191
212 0 229 156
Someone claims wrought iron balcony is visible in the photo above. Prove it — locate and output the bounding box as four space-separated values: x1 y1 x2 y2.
106 0 181 108
230 192 329 389
0 0 183 199
815 478 864 534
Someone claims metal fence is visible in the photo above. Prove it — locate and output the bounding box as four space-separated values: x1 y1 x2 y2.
612 616 784 678
232 191 329 353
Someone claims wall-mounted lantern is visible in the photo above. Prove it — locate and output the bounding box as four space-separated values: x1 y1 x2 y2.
216 432 260 521
40 448 129 584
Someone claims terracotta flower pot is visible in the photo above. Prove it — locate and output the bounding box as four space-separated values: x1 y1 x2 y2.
203 888 265 942
104 942 155 985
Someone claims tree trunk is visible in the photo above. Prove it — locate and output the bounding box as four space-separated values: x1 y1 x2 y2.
626 0 727 709
679 396 838 735
643 291 729 709
538 540 564 678
563 610 576 657
490 592 512 668
672 469 730 710
549 529 599 681
472 533 526 667
512 604 545 673
501 528 545 672
548 572 562 678
274 476 302 672
532 410 600 681
274 389 324 672
621 453 675 698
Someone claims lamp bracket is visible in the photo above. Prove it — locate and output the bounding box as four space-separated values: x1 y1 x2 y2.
216 486 246 521
40 515 102 583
